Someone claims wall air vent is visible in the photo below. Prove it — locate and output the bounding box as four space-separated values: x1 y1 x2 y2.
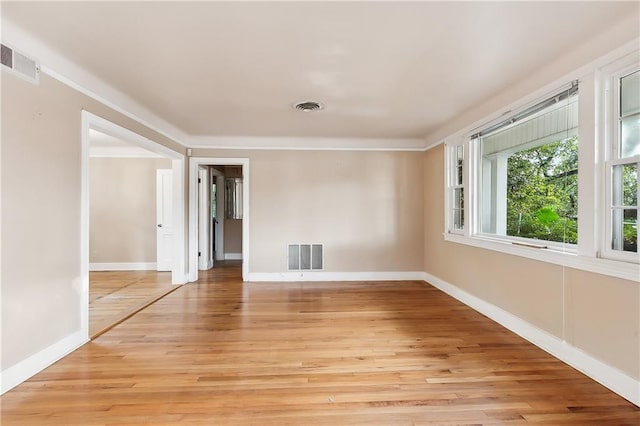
288 244 323 271
1 43 40 84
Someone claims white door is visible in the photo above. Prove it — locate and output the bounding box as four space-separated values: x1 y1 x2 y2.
198 168 212 270
156 169 173 271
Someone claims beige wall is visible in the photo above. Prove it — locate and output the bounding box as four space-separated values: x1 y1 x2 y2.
224 219 242 254
90 157 171 263
222 166 243 255
423 144 639 380
1 72 184 370
192 149 425 273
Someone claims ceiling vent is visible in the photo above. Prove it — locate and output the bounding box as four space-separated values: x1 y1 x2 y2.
294 101 323 112
1 43 40 84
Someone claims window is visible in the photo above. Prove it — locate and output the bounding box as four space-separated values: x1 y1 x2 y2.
475 83 579 247
606 69 639 259
442 46 640 279
447 144 464 233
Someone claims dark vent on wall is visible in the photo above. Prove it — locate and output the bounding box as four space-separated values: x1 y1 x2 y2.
1 44 13 68
1 43 40 84
288 244 323 271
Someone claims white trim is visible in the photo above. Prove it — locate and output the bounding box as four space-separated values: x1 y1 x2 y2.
84 112 184 160
423 138 444 152
421 271 639 406
80 111 91 342
89 262 158 271
224 253 243 260
443 233 640 282
189 158 250 282
247 271 425 282
1 330 87 395
171 160 187 285
187 136 426 151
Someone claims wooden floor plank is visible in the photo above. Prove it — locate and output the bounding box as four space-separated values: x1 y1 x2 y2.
1 262 638 425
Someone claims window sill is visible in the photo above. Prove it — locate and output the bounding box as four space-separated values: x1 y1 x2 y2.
443 232 639 282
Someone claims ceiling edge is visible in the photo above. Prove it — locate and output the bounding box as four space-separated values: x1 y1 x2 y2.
2 17 190 148
422 28 640 148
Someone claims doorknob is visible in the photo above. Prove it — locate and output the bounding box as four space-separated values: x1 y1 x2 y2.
157 224 163 228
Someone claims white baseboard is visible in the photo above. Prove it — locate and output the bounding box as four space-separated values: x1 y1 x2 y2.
246 271 425 282
224 253 243 260
1 329 88 395
89 262 157 271
421 271 640 406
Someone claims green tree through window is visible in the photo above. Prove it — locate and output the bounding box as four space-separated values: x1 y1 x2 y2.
506 136 578 244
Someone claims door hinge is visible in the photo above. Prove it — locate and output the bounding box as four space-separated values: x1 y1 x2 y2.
198 251 201 257
198 178 201 183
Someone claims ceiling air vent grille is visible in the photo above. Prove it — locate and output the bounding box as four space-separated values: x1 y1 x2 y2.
1 43 40 84
288 244 323 271
294 101 323 112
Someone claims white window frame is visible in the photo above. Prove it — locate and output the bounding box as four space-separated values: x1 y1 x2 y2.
445 141 466 235
602 59 640 263
442 42 640 282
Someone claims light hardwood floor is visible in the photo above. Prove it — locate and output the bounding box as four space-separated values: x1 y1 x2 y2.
89 270 175 338
2 263 638 425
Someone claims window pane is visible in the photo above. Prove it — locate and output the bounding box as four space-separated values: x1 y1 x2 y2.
612 208 638 252
621 70 640 117
455 146 464 185
453 209 463 230
454 188 464 209
613 163 639 207
620 115 640 158
482 136 578 243
623 209 638 252
623 164 638 206
480 88 578 243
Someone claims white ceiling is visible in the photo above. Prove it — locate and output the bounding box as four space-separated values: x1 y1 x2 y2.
2 2 638 142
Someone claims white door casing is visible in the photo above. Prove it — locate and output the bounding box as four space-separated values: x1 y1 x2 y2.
156 169 173 271
189 157 249 282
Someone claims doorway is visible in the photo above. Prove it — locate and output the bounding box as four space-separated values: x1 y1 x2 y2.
81 111 186 339
189 158 250 282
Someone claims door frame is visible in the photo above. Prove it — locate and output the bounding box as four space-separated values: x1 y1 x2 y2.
189 157 250 282
81 110 186 339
